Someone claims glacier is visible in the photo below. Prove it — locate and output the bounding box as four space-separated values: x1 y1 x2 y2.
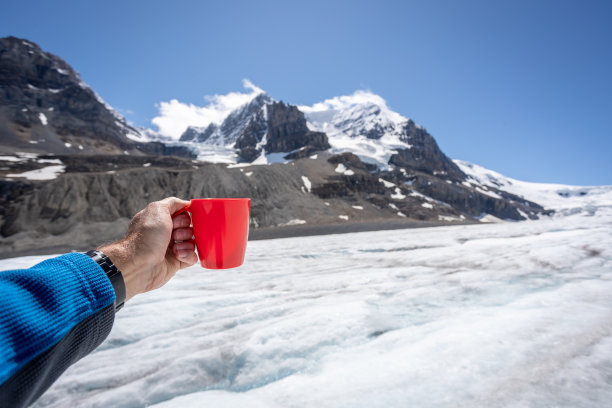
0 202 608 407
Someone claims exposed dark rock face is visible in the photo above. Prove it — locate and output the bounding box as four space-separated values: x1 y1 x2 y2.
410 174 552 220
328 152 378 172
234 101 269 162
179 125 211 142
263 102 330 155
0 36 194 158
224 94 271 141
135 141 194 158
389 120 464 181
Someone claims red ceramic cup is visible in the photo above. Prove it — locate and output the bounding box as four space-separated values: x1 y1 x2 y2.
174 198 251 269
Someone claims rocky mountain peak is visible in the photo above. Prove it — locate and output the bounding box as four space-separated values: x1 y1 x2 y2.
0 36 193 158
179 94 331 163
260 101 330 160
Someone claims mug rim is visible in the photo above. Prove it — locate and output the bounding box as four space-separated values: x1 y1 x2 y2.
190 198 250 201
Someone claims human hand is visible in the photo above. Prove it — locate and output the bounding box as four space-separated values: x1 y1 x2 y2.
98 197 197 302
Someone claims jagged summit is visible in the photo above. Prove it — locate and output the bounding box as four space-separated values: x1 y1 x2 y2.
179 92 330 163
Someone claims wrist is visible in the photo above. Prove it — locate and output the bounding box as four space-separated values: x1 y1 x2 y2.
98 240 142 303
85 249 126 311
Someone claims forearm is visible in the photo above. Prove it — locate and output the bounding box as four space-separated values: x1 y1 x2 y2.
0 197 196 407
0 253 116 407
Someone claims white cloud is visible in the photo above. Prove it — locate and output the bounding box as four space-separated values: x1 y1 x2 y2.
298 90 391 114
152 79 264 139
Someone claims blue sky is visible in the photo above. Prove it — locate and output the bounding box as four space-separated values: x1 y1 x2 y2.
2 0 611 185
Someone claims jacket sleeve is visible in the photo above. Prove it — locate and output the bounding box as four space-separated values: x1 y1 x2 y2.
0 253 117 407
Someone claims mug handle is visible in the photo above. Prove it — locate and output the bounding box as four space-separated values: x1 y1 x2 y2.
172 203 191 219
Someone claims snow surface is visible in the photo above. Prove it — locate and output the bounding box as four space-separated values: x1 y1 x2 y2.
391 187 406 200
334 163 354 176
301 176 312 193
39 113 48 126
252 152 291 165
125 131 149 142
189 144 238 164
0 203 603 407
11 206 610 407
438 215 463 222
6 165 65 180
0 156 27 162
279 219 307 226
379 178 396 188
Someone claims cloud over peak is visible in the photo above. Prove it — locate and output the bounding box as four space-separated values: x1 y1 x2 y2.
152 79 264 139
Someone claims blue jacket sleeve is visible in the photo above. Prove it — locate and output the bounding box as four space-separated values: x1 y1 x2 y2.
0 253 117 407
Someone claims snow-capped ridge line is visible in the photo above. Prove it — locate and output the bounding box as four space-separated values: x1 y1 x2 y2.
455 159 612 214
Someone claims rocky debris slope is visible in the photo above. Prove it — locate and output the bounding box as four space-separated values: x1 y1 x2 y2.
0 36 193 158
312 153 548 221
0 154 379 255
0 152 550 257
389 119 465 181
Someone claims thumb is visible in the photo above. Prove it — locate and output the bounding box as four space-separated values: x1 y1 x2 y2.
161 197 191 215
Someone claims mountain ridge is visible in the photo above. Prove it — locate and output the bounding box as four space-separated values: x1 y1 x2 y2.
0 36 194 158
0 36 578 256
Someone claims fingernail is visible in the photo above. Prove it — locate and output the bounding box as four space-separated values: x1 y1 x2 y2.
175 242 190 250
177 249 189 259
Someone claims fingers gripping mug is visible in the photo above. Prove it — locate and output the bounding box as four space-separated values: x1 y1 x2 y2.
174 198 251 269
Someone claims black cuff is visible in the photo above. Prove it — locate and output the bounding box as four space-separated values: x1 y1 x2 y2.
85 250 126 312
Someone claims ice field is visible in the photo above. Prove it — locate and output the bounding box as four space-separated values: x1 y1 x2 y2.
1 207 610 407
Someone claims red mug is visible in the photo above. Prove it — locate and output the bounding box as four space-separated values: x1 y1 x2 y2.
174 198 251 269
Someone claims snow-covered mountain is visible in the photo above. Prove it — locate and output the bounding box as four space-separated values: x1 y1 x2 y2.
456 160 612 217
172 86 464 181
174 88 414 168
299 91 414 168
178 93 330 163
